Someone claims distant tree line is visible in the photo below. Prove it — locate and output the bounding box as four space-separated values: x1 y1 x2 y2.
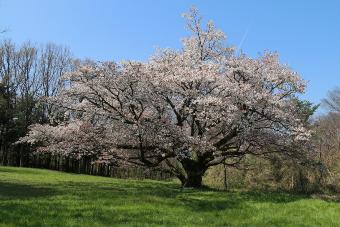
0 40 71 166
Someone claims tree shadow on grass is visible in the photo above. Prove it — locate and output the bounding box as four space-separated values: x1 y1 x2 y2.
172 190 307 212
178 196 240 211
56 180 237 211
60 180 181 198
0 182 58 200
58 180 309 213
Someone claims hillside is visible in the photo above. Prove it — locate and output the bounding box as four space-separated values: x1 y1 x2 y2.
0 166 339 226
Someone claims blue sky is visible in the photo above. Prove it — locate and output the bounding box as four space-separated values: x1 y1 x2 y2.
0 0 339 107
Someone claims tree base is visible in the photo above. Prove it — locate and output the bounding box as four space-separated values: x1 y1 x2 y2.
182 175 203 188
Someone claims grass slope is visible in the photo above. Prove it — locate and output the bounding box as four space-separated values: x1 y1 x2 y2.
0 166 339 227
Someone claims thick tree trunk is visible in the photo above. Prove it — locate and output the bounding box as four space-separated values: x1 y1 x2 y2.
179 159 207 188
183 172 203 188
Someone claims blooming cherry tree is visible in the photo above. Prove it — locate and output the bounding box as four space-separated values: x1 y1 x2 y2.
21 8 311 187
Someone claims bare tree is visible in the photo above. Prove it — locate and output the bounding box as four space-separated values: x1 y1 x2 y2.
0 40 72 166
38 43 72 122
322 87 340 113
0 40 18 165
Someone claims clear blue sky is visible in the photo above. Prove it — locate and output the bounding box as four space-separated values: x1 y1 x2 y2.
0 0 339 107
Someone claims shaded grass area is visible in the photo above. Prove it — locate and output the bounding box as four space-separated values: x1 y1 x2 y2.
0 166 339 226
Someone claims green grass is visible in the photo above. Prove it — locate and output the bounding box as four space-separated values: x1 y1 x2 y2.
0 166 339 226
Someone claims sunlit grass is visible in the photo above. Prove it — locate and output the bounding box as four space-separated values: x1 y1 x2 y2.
0 166 339 226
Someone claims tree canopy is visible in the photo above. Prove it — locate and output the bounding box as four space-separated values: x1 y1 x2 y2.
20 8 312 187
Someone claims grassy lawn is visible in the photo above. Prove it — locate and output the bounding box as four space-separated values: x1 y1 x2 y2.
0 166 339 226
